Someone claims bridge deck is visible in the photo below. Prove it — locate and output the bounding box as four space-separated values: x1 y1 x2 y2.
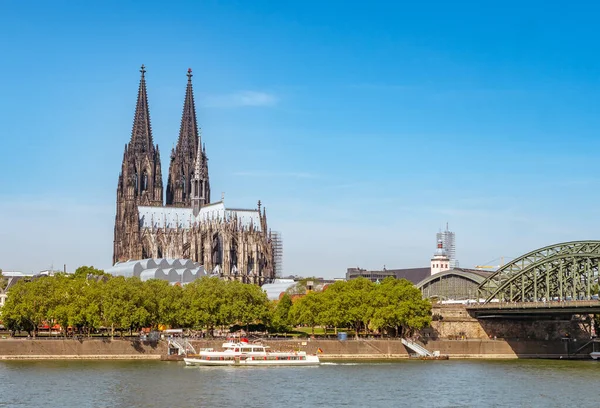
466 300 600 317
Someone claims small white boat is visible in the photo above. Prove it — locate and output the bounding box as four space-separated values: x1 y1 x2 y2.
590 352 600 360
183 339 320 367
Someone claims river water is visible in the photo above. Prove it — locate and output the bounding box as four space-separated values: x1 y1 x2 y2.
0 359 598 407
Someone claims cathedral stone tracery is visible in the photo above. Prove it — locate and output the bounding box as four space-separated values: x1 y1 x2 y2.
113 66 273 285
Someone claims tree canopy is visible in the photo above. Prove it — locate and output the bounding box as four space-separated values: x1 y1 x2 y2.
289 277 431 337
0 268 431 339
0 266 271 338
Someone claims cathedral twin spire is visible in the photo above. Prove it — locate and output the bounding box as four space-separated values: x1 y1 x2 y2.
119 65 210 209
130 64 154 153
166 68 210 208
114 65 164 263
116 65 163 207
178 69 199 157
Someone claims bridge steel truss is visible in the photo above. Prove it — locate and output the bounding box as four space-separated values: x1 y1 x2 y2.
478 241 600 304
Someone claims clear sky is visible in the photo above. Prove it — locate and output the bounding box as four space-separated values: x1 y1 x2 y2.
1 1 600 276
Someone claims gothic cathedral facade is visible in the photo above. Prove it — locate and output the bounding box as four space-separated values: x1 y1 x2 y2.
113 66 274 284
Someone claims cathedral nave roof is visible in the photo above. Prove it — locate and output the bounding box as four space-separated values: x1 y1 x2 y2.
138 200 262 231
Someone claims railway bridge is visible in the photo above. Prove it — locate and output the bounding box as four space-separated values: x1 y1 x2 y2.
466 241 600 318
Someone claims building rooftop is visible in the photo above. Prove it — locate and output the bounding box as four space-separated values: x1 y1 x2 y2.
138 200 261 231
346 267 431 285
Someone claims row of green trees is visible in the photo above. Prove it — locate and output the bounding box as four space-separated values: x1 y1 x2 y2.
1 267 270 338
0 267 431 338
287 277 432 338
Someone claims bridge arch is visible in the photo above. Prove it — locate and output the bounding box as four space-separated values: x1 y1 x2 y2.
478 241 600 304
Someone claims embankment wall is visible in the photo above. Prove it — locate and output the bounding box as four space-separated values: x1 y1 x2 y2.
423 339 572 359
0 338 580 360
0 339 165 360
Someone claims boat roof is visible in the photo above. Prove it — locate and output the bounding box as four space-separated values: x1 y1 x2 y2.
222 342 268 348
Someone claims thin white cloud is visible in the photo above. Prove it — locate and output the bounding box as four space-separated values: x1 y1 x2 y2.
233 171 319 179
202 91 278 108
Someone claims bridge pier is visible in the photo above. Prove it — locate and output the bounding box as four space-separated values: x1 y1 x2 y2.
424 304 594 341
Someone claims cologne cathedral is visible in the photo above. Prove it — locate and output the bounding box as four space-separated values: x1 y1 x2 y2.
113 66 274 284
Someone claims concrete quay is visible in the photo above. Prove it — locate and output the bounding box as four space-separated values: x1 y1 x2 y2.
0 338 585 360
0 338 166 360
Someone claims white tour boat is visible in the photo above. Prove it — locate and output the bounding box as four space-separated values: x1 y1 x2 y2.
590 351 600 360
183 339 320 367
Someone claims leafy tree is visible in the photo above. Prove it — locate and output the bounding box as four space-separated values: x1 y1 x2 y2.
0 269 7 291
371 278 431 336
143 279 184 329
1 278 46 337
270 293 293 332
102 277 149 338
78 279 105 334
123 278 151 333
289 291 324 335
345 278 375 338
45 274 72 336
183 277 228 334
316 277 375 338
318 281 349 334
73 266 106 280
26 277 56 338
223 280 270 329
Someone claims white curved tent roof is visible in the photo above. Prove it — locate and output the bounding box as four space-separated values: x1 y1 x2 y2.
262 279 296 300
106 259 207 284
139 268 167 281
172 268 193 283
138 259 158 270
179 259 199 268
190 266 207 278
105 262 145 278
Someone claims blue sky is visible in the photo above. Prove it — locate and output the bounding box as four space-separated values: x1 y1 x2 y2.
1 1 600 276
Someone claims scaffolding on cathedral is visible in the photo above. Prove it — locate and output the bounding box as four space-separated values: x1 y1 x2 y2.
271 231 283 277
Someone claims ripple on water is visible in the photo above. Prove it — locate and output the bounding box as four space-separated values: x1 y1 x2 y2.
0 359 599 408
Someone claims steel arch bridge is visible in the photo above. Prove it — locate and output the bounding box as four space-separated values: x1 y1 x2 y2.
478 241 600 304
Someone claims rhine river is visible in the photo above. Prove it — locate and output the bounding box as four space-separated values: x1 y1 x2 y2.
0 359 598 407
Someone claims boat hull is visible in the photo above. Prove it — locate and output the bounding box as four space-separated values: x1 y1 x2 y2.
184 358 236 366
590 352 600 360
184 356 320 367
